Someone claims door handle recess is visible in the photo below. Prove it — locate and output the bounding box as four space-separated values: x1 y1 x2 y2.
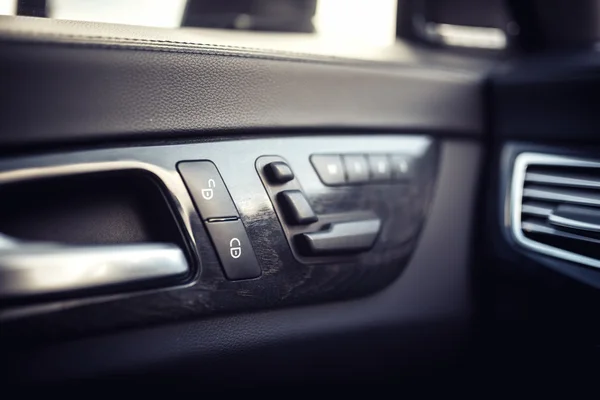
0 161 196 299
0 233 188 298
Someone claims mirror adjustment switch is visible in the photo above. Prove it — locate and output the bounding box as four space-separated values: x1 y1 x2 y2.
310 155 345 186
264 161 294 184
368 155 392 182
278 190 318 225
205 220 261 280
178 161 239 220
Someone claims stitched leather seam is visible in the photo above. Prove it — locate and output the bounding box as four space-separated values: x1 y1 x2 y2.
0 32 479 79
0 29 363 61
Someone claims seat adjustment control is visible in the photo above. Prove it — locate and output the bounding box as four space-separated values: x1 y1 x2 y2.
368 155 392 182
310 153 414 186
278 190 318 225
296 218 381 255
205 219 261 280
256 155 394 262
178 161 239 220
343 155 369 184
310 155 345 186
264 161 294 184
389 155 414 180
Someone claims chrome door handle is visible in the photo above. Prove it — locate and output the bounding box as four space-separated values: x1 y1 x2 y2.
0 233 188 298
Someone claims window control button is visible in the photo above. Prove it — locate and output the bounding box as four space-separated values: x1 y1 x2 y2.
310 155 345 186
264 161 294 184
205 220 261 280
178 161 239 220
278 190 318 225
343 155 369 184
368 155 392 182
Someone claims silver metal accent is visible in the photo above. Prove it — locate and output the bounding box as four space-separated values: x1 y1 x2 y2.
414 15 506 49
510 152 600 269
548 213 600 233
0 242 188 298
522 220 600 244
0 160 194 298
521 202 553 217
206 217 238 223
523 186 600 207
525 171 600 189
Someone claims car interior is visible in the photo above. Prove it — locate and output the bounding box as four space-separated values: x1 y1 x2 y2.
2 0 600 390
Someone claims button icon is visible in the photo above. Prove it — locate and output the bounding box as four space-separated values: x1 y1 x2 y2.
310 155 345 186
327 163 339 175
368 155 391 181
229 238 241 259
398 160 408 173
343 155 369 184
390 155 413 180
202 178 216 200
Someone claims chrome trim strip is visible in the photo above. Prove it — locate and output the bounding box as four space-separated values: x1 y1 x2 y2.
548 214 600 233
522 220 600 244
0 243 188 298
525 172 600 189
523 186 600 206
510 153 600 269
521 203 553 217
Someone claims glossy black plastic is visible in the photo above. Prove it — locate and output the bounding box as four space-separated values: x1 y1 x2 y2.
205 219 261 280
178 161 239 220
264 161 294 184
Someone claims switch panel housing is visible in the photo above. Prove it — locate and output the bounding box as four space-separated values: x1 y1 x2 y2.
0 135 438 341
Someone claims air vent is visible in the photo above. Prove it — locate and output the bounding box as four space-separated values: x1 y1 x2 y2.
511 153 600 269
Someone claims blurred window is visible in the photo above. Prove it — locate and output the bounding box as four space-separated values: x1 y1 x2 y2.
0 0 398 47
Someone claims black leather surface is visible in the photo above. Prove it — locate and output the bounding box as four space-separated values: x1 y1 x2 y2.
4 140 480 383
0 16 488 146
